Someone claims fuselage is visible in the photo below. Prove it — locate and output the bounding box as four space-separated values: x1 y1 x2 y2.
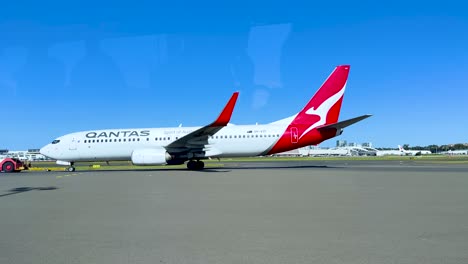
40 124 294 162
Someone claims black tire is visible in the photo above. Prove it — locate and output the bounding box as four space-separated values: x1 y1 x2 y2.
187 160 205 170
2 161 15 173
187 160 196 170
196 161 205 170
68 167 75 172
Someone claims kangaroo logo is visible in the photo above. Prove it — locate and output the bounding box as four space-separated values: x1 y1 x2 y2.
299 84 346 139
290 127 299 143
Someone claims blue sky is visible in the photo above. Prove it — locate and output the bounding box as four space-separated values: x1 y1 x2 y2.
1 1 467 150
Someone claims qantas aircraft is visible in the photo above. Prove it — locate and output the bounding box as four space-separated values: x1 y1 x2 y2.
40 65 371 171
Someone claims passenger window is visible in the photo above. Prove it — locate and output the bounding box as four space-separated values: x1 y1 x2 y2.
119 139 121 142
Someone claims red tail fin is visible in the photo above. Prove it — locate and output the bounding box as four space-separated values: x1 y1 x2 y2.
295 65 349 128
267 65 350 154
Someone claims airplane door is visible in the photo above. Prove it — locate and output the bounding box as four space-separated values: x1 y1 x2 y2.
290 127 298 144
69 137 78 150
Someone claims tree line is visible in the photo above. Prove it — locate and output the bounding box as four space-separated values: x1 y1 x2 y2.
378 143 468 153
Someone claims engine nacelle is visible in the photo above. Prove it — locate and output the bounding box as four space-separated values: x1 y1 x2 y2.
131 148 172 165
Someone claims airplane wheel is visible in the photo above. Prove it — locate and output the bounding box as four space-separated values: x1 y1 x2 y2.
67 167 75 172
187 160 204 170
187 160 196 170
196 161 205 170
2 162 15 173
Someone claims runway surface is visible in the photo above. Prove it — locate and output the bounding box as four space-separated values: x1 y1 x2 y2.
1 160 468 264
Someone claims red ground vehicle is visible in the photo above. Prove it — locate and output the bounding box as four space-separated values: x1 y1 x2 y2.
0 158 26 173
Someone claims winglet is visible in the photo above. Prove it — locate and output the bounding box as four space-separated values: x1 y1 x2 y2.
210 92 239 127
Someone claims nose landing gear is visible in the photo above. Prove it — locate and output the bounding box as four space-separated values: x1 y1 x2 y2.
67 162 76 172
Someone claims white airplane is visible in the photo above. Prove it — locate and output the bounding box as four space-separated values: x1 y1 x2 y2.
376 148 405 156
398 145 432 156
40 65 371 171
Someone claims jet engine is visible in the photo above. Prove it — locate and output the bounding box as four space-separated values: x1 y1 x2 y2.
131 148 172 165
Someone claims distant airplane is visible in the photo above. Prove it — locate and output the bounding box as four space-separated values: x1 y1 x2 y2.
398 145 432 156
40 65 371 171
376 148 405 156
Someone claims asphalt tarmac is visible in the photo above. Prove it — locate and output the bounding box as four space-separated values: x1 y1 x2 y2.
1 160 468 264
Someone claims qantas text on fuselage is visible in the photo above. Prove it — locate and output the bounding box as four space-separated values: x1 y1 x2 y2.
85 130 151 139
40 65 371 171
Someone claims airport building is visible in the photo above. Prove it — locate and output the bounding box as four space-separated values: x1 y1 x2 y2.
0 149 50 161
442 149 468 155
336 140 347 147
272 146 310 157
276 142 378 157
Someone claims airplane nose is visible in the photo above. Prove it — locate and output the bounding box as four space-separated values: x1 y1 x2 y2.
40 145 50 157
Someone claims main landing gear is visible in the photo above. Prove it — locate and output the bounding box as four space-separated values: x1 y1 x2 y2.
186 160 204 170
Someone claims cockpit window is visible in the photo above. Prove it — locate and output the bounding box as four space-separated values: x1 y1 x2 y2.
52 140 60 144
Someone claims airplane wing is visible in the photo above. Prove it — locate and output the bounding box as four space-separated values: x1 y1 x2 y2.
317 114 372 132
165 92 239 155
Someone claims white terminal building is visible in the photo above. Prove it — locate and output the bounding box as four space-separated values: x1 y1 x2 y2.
274 141 377 157
0 149 50 161
274 140 456 157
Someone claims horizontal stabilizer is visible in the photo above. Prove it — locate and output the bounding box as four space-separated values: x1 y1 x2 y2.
317 114 372 131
